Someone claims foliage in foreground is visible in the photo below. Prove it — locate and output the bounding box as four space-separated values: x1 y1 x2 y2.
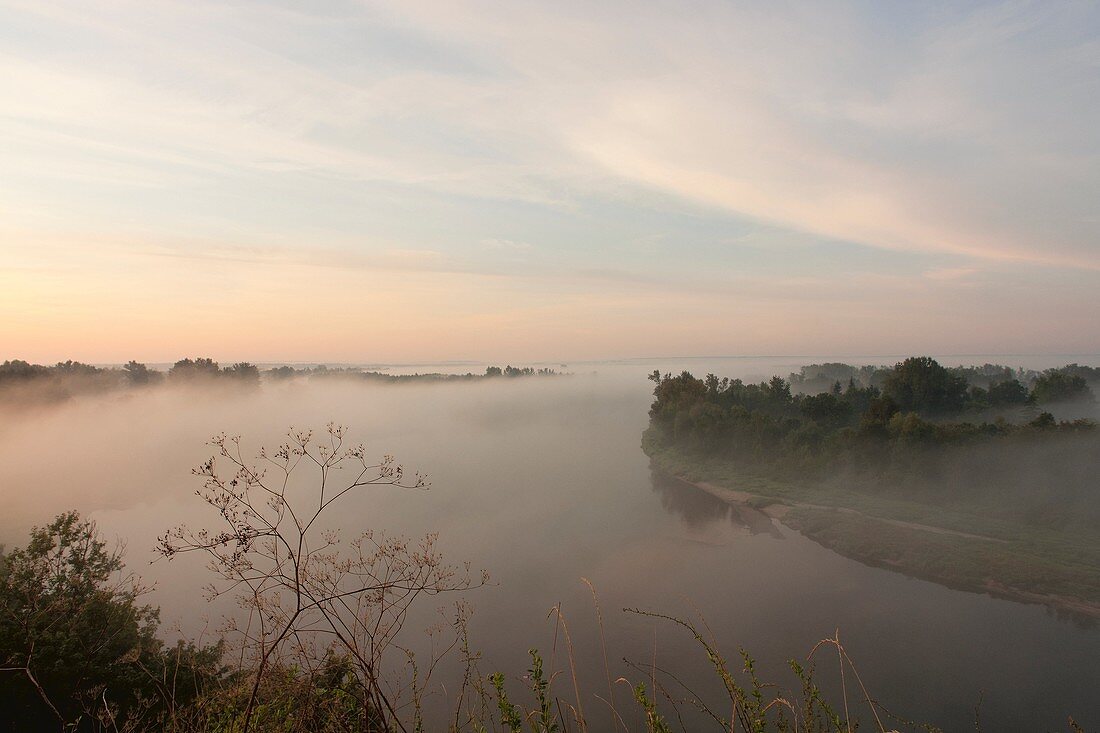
0 512 223 730
0 512 925 733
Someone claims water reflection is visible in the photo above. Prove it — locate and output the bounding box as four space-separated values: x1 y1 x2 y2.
650 467 783 538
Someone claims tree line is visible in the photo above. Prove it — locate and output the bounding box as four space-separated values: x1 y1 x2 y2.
0 358 261 387
0 359 561 404
787 360 1098 405
268 364 559 381
645 357 1098 491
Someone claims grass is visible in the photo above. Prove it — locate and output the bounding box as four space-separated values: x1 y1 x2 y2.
483 603 937 733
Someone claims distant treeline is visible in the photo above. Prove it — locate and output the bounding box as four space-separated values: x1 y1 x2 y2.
0 358 260 383
266 363 559 382
788 360 1100 403
0 358 262 397
0 358 560 405
644 356 1098 492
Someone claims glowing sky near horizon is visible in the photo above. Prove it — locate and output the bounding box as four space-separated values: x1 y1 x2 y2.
2 0 1099 363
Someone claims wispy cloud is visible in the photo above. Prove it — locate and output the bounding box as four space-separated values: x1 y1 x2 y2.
4 0 1098 267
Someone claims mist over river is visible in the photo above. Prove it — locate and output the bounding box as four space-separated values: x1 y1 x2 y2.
2 356 1099 730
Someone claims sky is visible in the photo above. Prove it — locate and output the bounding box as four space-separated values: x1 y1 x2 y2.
2 0 1099 364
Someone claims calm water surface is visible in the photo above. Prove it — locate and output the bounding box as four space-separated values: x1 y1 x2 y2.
3 356 1099 731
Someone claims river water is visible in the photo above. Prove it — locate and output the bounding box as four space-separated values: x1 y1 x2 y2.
2 355 1098 730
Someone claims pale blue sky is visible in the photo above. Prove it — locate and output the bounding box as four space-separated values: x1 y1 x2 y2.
2 0 1098 362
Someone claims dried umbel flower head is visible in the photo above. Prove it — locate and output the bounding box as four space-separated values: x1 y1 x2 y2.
156 424 482 733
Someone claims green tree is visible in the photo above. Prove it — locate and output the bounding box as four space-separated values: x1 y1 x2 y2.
266 365 296 380
859 395 899 437
0 512 159 729
765 376 792 406
167 357 220 381
51 360 101 377
0 360 49 383
799 392 852 428
987 378 1028 407
882 357 968 415
648 371 707 429
223 362 260 385
1031 371 1095 404
1029 411 1058 429
123 360 156 385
